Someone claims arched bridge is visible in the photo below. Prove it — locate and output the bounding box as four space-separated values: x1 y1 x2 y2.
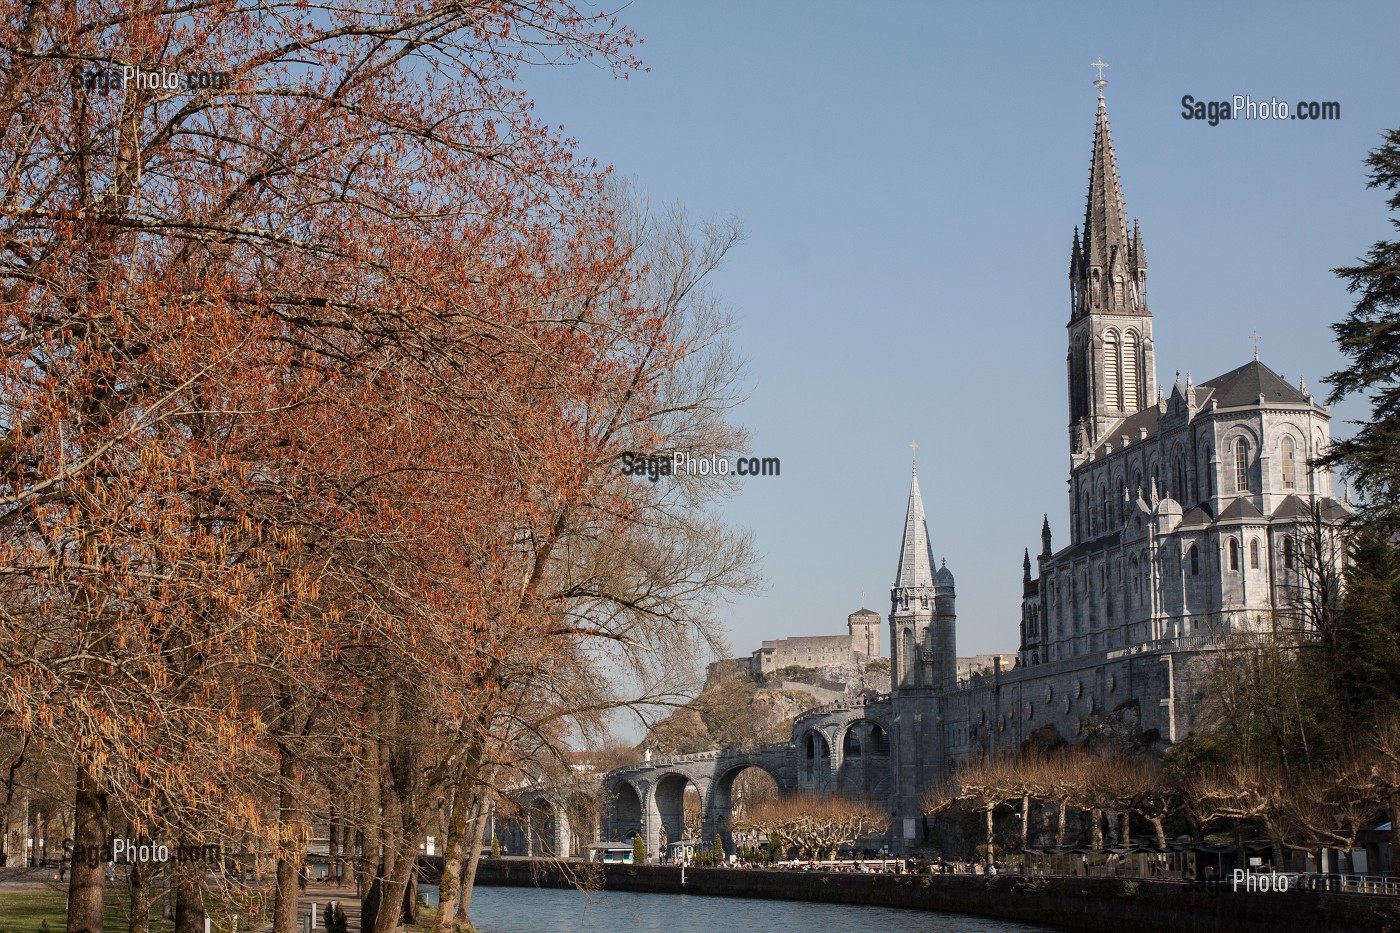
602 692 896 859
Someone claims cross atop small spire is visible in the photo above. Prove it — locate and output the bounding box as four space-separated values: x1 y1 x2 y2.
909 439 919 472
1091 57 1109 96
1250 329 1261 361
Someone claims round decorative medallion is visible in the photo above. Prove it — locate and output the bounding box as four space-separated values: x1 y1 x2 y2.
1045 685 1054 703
1107 673 1116 692
1024 702 1033 720
1062 697 1071 714
1074 679 1083 698
999 714 1007 732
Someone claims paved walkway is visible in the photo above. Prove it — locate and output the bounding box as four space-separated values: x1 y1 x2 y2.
250 883 362 933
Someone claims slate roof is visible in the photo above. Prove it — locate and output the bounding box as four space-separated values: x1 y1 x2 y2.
1179 504 1215 527
895 466 936 589
1273 495 1350 522
1093 405 1161 456
1199 360 1311 408
1218 497 1265 521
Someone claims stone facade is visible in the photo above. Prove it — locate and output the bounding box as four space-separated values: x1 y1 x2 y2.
747 608 881 676
602 90 1349 857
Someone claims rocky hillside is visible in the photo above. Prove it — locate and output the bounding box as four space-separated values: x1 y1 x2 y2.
644 658 891 756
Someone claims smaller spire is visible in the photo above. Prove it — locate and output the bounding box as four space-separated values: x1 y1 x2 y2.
1023 547 1032 582
1040 513 1052 558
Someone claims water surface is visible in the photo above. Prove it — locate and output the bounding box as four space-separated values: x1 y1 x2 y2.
457 885 1074 933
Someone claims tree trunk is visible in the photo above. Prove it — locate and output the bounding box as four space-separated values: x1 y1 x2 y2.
127 860 152 933
273 744 306 933
429 774 475 933
1090 808 1103 851
66 766 109 933
984 804 995 859
400 870 418 926
1020 795 1030 851
1120 811 1130 848
371 836 423 933
1149 816 1166 850
457 798 493 933
1055 801 1067 850
174 858 207 933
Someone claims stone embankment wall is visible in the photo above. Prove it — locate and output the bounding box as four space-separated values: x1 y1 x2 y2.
470 859 1400 933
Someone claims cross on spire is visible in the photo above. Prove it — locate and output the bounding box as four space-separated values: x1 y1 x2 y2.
909 439 919 471
1250 329 1261 361
1091 57 1109 95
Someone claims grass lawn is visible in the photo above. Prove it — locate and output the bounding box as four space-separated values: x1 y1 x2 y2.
0 889 248 933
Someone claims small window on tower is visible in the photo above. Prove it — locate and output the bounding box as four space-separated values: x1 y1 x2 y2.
1229 538 1239 571
1281 436 1297 489
1250 538 1260 570
1189 545 1199 576
1235 438 1250 493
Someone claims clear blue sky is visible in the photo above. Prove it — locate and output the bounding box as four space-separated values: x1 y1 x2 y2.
526 1 1400 662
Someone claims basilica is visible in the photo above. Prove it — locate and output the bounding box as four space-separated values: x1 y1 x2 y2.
816 87 1348 844
599 88 1350 857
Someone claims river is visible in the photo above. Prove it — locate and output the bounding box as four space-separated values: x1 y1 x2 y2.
438 885 1073 933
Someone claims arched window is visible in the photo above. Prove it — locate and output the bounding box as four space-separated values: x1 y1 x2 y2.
1281 436 1297 489
1189 545 1199 576
1098 483 1108 530
1104 330 1121 409
1283 537 1294 571
1250 538 1260 570
1235 439 1249 493
1113 275 1124 308
1228 538 1239 571
1122 330 1139 409
1130 555 1140 606
1174 454 1187 503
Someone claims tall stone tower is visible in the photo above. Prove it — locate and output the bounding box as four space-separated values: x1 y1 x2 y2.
889 459 955 692
1067 91 1156 455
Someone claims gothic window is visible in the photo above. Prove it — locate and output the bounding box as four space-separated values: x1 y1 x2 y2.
1104 330 1121 409
1091 268 1101 305
1113 275 1124 308
1250 538 1260 570
1235 439 1249 493
1189 545 1199 576
1283 536 1294 571
1281 436 1297 489
1122 330 1139 409
1133 469 1142 496
1174 453 1187 503
1229 538 1239 571
1098 483 1108 531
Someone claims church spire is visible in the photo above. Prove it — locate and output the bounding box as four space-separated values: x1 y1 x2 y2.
894 460 936 590
1065 78 1156 453
1082 95 1131 281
